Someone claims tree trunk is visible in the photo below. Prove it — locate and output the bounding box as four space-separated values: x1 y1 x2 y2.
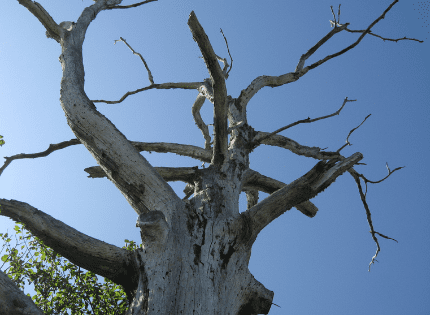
128 168 274 314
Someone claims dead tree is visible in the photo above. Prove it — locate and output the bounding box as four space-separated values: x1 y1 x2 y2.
0 0 420 314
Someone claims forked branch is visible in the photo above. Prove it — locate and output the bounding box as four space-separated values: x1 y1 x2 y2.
237 0 421 110
306 0 422 71
349 168 400 271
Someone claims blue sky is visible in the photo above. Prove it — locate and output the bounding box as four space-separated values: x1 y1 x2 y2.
1 0 429 314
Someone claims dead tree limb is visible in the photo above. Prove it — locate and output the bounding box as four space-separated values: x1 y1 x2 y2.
188 11 228 166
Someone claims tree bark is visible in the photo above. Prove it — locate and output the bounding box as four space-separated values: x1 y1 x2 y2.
0 270 44 315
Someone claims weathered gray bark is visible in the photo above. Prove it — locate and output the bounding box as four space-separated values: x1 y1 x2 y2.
0 270 44 315
1 0 415 314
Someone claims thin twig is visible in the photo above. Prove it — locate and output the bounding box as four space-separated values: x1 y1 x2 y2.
220 28 233 77
252 97 356 148
345 29 423 43
114 37 154 85
337 114 371 153
0 139 80 177
107 0 158 10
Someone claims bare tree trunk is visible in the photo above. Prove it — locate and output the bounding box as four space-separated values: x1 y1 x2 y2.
1 0 418 314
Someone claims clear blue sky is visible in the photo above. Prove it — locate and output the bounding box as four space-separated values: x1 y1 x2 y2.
1 0 429 314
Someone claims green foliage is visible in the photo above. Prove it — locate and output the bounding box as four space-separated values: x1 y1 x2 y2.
0 135 4 146
0 222 140 315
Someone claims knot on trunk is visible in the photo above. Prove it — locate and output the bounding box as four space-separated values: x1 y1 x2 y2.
136 211 169 245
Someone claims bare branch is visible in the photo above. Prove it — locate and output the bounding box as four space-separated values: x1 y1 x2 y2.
85 166 198 183
349 163 404 197
107 0 157 9
192 94 212 150
296 22 349 72
337 114 371 152
242 169 318 217
252 97 356 148
131 141 211 162
345 29 423 43
114 37 154 85
243 153 363 238
220 28 233 77
253 132 340 161
17 0 61 42
349 170 398 271
237 1 421 111
188 11 228 166
236 70 309 110
305 0 422 72
0 199 135 285
329 4 342 28
92 82 202 104
0 139 80 177
1 140 211 180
